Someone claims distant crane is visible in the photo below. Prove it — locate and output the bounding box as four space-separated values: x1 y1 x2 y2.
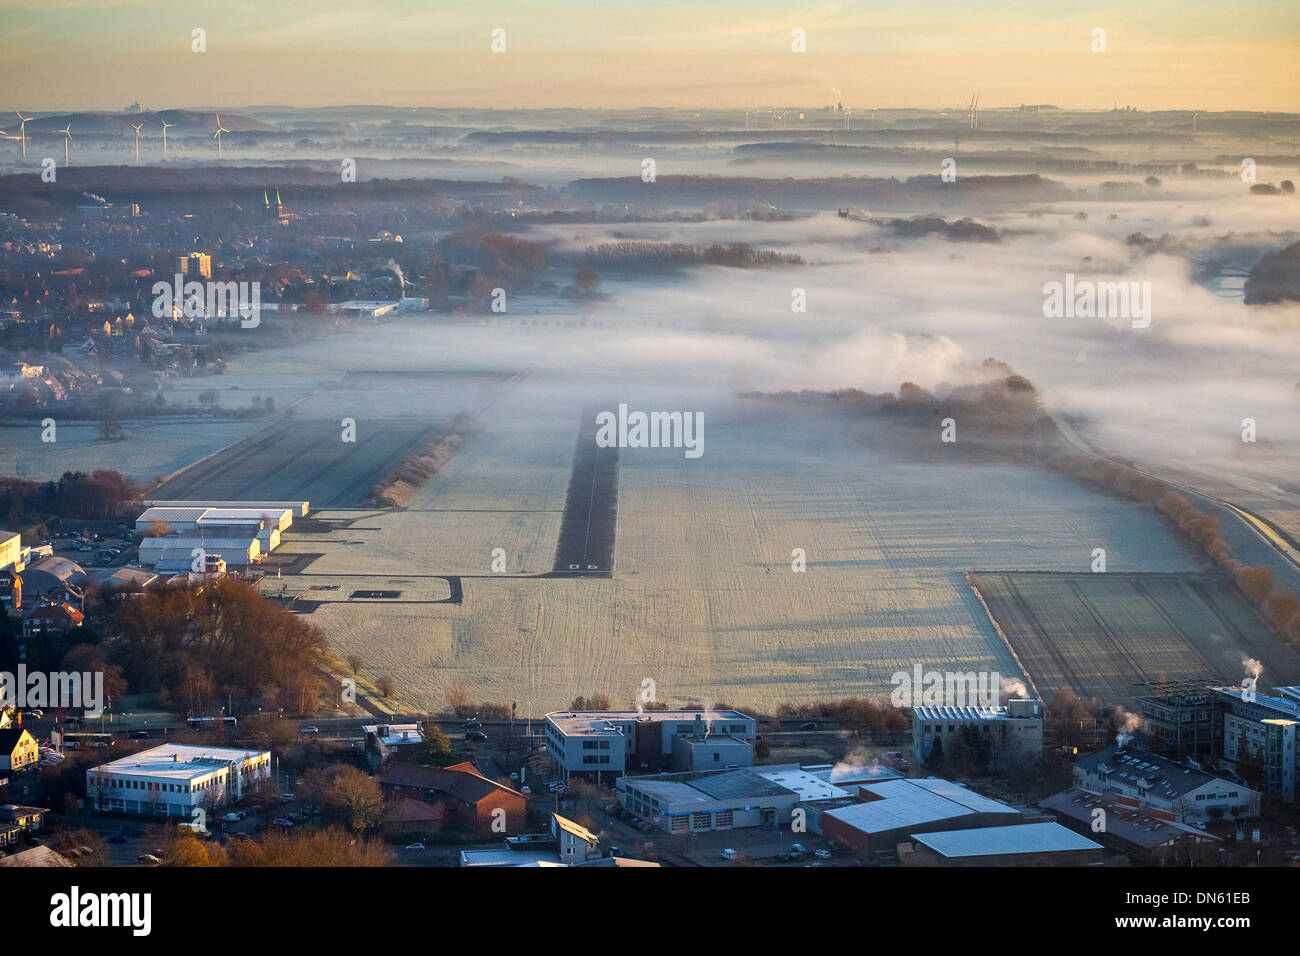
213 113 228 159
130 122 143 163
58 121 73 166
968 93 981 130
160 118 173 158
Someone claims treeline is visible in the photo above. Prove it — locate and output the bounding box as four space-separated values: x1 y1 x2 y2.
434 228 547 284
575 241 804 270
0 470 145 532
370 414 473 508
883 216 1000 243
775 697 910 734
104 578 328 714
1055 453 1300 646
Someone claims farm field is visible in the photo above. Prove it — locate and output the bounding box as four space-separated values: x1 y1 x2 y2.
0 418 262 482
152 418 448 507
270 397 1207 714
968 570 1300 705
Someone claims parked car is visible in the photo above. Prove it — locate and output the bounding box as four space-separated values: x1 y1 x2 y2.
791 843 807 854
405 842 425 851
137 854 162 865
720 848 739 860
464 731 488 741
299 725 319 734
270 818 295 827
814 849 832 859
799 721 817 730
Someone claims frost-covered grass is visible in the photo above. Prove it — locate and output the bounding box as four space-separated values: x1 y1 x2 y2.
280 403 1200 714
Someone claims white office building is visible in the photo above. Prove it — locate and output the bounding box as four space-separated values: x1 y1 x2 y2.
87 744 272 817
545 710 756 782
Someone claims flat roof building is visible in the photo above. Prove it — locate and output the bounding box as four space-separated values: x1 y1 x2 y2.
141 499 310 518
821 778 1024 859
913 698 1044 772
909 822 1103 867
87 743 271 817
138 534 261 569
1210 685 1300 803
545 709 756 782
616 762 905 836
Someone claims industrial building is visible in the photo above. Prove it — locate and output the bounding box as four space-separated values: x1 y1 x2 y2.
1040 789 1222 865
615 762 905 835
86 743 272 816
820 778 1024 859
136 504 294 557
908 822 1103 867
912 698 1044 771
544 709 756 782
141 499 310 518
1071 745 1259 824
0 530 21 574
137 534 261 569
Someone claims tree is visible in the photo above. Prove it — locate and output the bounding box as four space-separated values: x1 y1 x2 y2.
1236 565 1275 603
375 675 396 700
98 395 124 441
346 655 364 676
418 721 454 766
317 764 384 833
927 734 945 767
574 267 599 298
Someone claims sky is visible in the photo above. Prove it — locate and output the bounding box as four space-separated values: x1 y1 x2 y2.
1 0 1298 112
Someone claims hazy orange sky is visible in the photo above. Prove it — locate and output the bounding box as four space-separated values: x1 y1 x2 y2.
3 0 1298 112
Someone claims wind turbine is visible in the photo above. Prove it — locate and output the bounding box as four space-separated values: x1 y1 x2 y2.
213 113 228 160
130 122 143 163
58 122 72 166
15 112 29 160
161 118 173 158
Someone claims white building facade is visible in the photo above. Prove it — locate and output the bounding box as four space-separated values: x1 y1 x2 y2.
87 744 272 817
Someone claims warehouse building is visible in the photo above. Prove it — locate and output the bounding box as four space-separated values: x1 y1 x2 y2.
618 767 799 833
616 762 905 835
141 499 310 518
908 822 1102 867
86 744 272 816
545 709 756 782
1040 789 1222 865
820 778 1024 859
137 505 292 555
138 534 261 570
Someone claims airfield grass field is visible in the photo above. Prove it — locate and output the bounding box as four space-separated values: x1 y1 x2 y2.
258 390 1215 714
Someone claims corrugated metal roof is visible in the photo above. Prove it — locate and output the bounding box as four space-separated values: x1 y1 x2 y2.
913 822 1102 858
825 779 1016 834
